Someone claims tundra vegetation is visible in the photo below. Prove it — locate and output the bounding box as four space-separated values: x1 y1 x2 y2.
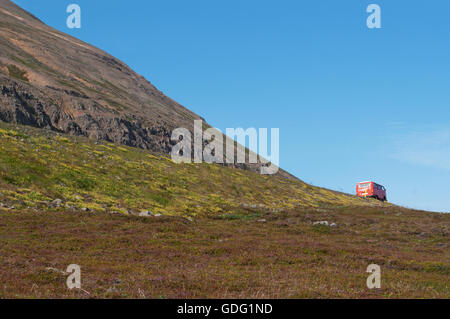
0 122 448 298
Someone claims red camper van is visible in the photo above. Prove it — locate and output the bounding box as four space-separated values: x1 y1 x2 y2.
356 181 387 201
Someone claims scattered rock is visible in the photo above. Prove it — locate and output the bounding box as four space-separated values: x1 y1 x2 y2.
257 219 266 223
81 207 90 212
52 199 63 207
139 211 153 217
242 203 268 210
313 221 337 227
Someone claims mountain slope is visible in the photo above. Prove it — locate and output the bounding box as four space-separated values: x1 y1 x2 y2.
1 113 445 301
0 122 448 299
0 122 384 216
0 0 203 153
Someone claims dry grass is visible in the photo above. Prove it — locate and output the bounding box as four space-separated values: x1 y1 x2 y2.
0 122 448 298
0 206 448 298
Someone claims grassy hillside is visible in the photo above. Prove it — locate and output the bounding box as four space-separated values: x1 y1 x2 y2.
0 122 385 217
0 122 448 298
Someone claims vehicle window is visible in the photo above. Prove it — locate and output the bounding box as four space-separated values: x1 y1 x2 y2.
358 183 370 189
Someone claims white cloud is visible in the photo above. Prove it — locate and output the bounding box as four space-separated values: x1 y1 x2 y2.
390 128 450 170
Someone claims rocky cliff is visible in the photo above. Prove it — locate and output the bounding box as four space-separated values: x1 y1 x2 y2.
0 0 202 154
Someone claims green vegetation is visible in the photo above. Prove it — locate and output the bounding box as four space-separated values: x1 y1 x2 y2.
7 64 28 82
0 122 386 216
0 122 448 298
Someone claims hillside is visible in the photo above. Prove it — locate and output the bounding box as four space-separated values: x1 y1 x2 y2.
0 122 449 298
0 0 289 177
0 0 215 156
0 122 383 216
0 0 448 299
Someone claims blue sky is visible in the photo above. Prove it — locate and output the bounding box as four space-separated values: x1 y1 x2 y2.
12 0 450 212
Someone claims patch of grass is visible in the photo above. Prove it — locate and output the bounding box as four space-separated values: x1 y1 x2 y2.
312 224 332 234
0 208 447 298
422 263 450 275
217 213 262 220
149 193 170 207
10 53 56 74
7 64 29 82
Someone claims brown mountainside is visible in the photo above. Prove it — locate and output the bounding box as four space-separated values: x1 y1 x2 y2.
0 0 205 154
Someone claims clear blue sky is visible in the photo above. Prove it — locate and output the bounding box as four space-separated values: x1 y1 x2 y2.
13 0 450 212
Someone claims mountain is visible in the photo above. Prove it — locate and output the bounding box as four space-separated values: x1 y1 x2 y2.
0 0 206 153
1 0 296 178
